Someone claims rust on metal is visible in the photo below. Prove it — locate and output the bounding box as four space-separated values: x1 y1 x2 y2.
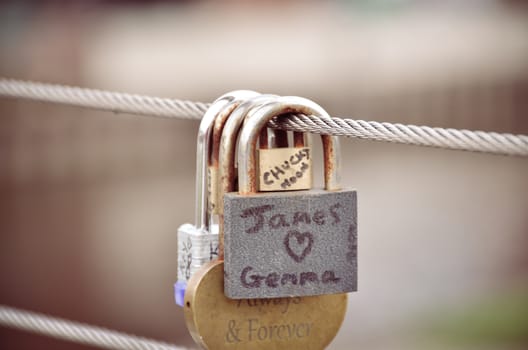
211 103 241 167
321 134 341 191
242 104 318 194
293 130 305 147
274 129 289 148
217 95 279 258
322 135 333 190
213 102 242 256
209 101 248 215
259 128 269 149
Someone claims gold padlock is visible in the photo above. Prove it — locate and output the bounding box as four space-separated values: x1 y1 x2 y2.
184 95 347 350
184 261 346 350
257 127 313 192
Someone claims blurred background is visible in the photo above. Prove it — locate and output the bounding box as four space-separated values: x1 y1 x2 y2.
0 0 527 349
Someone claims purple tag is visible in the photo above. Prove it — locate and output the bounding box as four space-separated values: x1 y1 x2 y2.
174 281 187 307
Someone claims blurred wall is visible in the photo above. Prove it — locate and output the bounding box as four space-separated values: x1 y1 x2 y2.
1 1 527 349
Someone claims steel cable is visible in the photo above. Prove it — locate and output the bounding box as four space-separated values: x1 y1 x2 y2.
0 305 189 350
1 78 527 156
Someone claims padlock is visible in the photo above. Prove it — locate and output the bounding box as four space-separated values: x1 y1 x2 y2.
257 126 313 192
175 90 258 306
184 94 347 350
258 128 312 191
184 262 347 350
223 96 358 299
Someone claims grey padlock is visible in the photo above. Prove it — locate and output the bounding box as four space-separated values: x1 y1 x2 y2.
175 90 258 306
223 96 358 299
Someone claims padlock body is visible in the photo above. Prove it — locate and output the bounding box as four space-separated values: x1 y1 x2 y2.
224 189 357 299
175 223 219 306
258 147 313 191
184 260 347 350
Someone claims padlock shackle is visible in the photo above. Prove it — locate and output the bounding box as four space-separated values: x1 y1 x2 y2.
218 95 279 210
209 92 260 217
237 97 341 194
217 95 278 258
195 90 258 230
210 94 257 168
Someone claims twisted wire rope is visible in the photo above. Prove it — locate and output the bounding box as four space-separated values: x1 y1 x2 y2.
0 305 188 350
0 78 209 120
268 114 528 156
1 78 527 156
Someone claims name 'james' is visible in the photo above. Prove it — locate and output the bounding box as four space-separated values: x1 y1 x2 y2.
240 203 342 234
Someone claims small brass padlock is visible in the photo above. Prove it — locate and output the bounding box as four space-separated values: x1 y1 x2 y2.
184 95 347 350
175 90 258 306
223 96 358 299
257 128 313 192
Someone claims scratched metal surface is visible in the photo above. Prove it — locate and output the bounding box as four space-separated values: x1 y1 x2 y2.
223 190 357 299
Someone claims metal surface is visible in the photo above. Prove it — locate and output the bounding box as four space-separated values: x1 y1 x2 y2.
257 121 313 192
184 261 347 350
195 91 258 229
258 147 313 191
219 95 280 206
208 92 260 214
274 129 289 148
224 189 358 298
177 223 220 305
293 132 305 148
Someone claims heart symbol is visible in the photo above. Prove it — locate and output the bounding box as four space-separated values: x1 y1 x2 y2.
284 230 314 263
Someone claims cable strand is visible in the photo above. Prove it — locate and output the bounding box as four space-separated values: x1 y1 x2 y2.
0 305 189 350
1 78 527 156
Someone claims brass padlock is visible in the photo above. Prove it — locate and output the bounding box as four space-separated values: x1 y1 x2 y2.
257 126 312 192
185 262 347 350
184 95 347 350
175 90 258 306
223 96 358 299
